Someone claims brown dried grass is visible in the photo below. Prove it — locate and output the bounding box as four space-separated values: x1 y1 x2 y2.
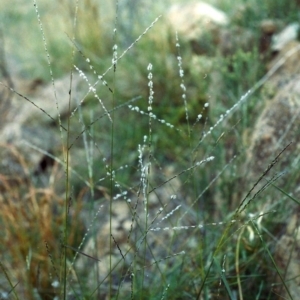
0 143 84 298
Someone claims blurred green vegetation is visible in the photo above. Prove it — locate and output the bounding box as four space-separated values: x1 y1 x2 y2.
1 0 300 298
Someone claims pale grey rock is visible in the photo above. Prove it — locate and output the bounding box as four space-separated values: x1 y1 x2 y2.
244 41 300 300
167 1 228 41
272 22 299 51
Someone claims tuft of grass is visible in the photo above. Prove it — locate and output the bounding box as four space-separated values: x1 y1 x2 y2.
1 0 300 299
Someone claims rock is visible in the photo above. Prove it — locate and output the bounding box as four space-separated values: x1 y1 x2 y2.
246 41 300 183
267 40 300 82
167 1 229 40
166 1 229 54
0 74 86 182
246 75 300 180
3 73 84 128
272 22 300 52
244 41 300 299
166 2 259 56
274 211 300 299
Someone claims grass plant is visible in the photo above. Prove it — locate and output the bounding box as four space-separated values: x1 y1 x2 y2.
0 0 300 299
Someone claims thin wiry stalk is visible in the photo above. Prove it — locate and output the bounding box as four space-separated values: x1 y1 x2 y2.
271 183 300 206
67 15 161 120
148 156 214 194
179 155 237 223
196 44 300 148
74 67 101 295
251 221 294 300
101 15 162 79
214 256 234 299
0 83 67 132
236 142 292 214
0 260 19 300
196 258 214 300
21 141 90 187
32 1 69 298
88 204 166 297
32 0 66 153
160 283 170 300
176 32 190 139
196 210 276 299
68 96 142 150
61 0 80 295
117 206 167 296
139 62 155 294
127 104 180 130
109 1 119 297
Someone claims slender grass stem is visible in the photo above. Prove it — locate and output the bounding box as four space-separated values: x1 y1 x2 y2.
109 2 119 297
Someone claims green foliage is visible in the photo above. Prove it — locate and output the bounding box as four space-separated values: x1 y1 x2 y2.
1 0 300 299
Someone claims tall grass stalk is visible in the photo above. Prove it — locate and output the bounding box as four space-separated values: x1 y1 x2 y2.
32 1 70 297
109 1 119 296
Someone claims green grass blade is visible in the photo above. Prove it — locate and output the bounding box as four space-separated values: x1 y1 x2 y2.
213 257 234 300
251 220 294 300
271 183 300 205
0 260 19 300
